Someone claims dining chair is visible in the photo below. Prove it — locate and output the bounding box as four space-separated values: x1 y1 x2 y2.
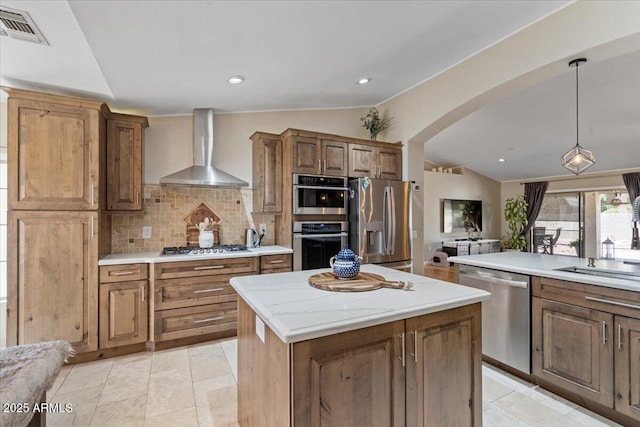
533 227 546 253
542 227 562 254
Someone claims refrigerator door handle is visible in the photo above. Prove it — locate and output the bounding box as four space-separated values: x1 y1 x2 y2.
383 186 390 255
389 185 396 255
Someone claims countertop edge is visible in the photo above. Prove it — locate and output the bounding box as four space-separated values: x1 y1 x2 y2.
98 246 293 266
449 254 640 292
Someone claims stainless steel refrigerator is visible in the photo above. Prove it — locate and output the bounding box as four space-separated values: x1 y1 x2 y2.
348 178 412 270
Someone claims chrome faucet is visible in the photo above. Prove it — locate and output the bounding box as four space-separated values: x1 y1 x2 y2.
587 257 596 268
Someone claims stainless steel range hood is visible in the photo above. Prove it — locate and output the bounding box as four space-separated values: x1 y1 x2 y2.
160 108 248 187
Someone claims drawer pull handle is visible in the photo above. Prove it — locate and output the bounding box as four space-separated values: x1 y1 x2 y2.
397 333 405 367
194 265 225 270
585 296 640 310
195 316 224 324
194 288 224 294
112 271 135 276
602 321 608 345
269 260 284 264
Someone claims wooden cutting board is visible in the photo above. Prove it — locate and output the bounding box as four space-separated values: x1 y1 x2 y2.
308 272 386 292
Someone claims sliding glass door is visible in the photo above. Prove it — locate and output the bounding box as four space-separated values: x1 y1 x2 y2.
532 189 640 261
532 192 584 257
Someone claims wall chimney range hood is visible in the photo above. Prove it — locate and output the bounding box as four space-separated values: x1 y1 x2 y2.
160 108 248 187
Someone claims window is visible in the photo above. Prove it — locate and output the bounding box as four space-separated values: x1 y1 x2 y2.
532 189 640 262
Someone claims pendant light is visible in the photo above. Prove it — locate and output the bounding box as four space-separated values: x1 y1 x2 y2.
561 58 595 175
610 192 622 206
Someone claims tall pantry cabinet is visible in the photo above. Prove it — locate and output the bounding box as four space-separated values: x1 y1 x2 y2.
3 87 145 354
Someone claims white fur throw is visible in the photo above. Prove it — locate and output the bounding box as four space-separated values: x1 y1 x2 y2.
0 340 74 427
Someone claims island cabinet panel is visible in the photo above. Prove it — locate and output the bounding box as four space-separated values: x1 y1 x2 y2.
406 303 482 427
236 298 482 427
533 297 614 407
8 96 104 211
292 320 406 427
237 298 291 427
615 316 640 421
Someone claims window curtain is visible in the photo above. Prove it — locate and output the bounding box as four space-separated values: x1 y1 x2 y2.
522 182 548 250
622 172 640 202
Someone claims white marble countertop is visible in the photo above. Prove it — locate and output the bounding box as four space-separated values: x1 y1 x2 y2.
449 252 640 292
230 264 490 344
98 245 293 266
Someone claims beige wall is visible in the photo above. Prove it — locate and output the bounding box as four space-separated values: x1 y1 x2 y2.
378 1 639 272
145 108 371 185
424 168 501 262
0 102 6 150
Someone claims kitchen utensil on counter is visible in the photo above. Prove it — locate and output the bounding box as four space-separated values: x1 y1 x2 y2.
246 228 259 248
198 230 214 248
308 272 413 292
329 246 362 279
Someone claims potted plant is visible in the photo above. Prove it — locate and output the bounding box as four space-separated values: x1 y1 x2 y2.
569 239 581 256
502 194 528 251
360 108 393 140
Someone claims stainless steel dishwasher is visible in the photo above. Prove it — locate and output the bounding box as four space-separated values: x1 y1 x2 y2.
457 264 531 374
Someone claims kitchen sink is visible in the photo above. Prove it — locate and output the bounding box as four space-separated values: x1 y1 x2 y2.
554 266 640 281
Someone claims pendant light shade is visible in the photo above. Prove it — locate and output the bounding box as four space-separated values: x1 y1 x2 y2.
561 58 595 175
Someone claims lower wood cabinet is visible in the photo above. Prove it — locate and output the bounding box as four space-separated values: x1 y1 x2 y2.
238 300 482 427
153 257 259 343
8 211 99 353
260 253 292 274
99 264 148 348
532 276 640 423
99 280 148 348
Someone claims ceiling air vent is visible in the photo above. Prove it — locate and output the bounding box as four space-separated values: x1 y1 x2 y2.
0 6 49 45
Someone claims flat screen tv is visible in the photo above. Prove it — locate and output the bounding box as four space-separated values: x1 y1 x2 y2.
442 199 482 233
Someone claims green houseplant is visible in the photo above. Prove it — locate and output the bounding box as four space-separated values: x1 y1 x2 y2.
502 194 528 251
569 239 581 256
360 108 393 140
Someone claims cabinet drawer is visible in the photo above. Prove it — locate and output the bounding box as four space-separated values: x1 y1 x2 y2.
154 257 258 280
155 302 237 341
532 276 640 318
456 245 469 256
260 254 292 271
100 263 148 283
155 274 240 311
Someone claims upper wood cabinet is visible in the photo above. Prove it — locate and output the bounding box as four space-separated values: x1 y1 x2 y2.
290 136 348 177
5 88 106 210
251 132 283 213
349 143 402 180
106 114 148 211
7 210 99 353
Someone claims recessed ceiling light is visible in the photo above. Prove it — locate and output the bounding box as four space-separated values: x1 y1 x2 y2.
498 158 505 162
357 77 371 85
227 75 245 84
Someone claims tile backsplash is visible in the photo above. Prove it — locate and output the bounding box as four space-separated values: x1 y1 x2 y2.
110 184 274 253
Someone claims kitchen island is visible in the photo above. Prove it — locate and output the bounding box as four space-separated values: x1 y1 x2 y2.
230 264 490 427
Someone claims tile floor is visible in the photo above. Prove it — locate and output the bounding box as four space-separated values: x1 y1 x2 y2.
46 338 621 427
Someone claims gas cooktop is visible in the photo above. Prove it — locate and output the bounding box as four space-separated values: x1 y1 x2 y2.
161 245 248 255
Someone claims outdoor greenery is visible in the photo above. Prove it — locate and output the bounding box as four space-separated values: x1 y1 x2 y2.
502 194 529 250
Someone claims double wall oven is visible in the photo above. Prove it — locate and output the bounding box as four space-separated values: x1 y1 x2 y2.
292 174 350 271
